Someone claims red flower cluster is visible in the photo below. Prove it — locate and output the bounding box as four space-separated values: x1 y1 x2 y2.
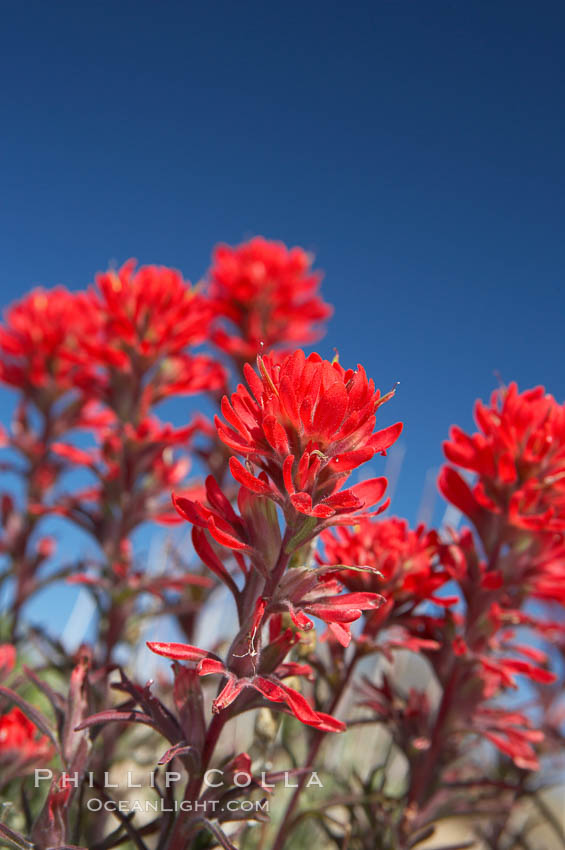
0 263 226 415
441 382 565 533
322 518 443 601
93 260 211 357
0 259 228 651
320 518 448 651
440 383 565 610
82 260 225 407
209 237 332 365
1 236 564 850
218 349 401 520
0 707 52 771
0 287 94 395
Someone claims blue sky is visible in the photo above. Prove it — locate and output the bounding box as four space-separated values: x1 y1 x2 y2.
1 1 564 635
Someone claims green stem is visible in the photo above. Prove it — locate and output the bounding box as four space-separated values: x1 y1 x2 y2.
271 650 360 850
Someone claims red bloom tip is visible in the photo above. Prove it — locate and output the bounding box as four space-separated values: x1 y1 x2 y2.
217 349 400 522
146 642 210 662
0 287 97 392
208 237 332 361
438 466 481 521
93 261 212 359
368 421 404 454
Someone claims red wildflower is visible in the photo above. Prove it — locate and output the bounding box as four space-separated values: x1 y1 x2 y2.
321 518 444 600
0 287 95 394
440 383 565 532
80 260 225 405
0 707 53 767
318 518 450 653
217 349 402 520
208 237 332 364
93 260 212 359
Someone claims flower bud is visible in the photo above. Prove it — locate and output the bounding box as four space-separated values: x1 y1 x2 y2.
254 707 280 745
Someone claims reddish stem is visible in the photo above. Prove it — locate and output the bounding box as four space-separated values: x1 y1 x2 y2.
166 713 228 850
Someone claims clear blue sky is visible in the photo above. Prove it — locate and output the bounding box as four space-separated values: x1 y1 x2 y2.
1 0 563 552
